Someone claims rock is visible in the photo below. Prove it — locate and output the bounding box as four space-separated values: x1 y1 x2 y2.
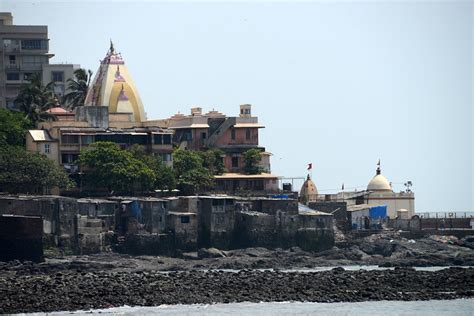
182 252 200 260
197 248 226 259
290 246 303 253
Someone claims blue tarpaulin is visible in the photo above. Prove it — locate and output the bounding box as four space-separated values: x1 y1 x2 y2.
272 194 290 199
131 200 141 219
369 205 387 219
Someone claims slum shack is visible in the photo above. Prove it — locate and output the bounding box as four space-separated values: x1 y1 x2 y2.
77 198 118 231
166 211 198 251
198 196 236 249
0 215 43 262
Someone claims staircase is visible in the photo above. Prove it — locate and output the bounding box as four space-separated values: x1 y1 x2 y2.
205 117 236 147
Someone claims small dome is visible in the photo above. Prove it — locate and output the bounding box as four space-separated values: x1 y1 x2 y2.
300 175 318 203
367 165 392 191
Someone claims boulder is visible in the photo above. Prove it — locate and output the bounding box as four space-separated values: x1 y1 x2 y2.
197 248 227 259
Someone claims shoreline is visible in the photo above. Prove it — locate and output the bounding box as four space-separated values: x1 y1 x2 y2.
1 267 473 314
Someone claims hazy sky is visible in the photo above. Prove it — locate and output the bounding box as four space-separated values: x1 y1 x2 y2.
2 0 472 212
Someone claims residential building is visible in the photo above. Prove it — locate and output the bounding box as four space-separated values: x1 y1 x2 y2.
0 12 79 109
158 104 279 193
26 106 174 180
0 12 51 109
42 63 80 98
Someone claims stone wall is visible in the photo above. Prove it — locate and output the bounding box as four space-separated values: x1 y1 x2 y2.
0 215 43 262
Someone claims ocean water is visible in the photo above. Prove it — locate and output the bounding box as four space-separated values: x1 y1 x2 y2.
21 299 474 316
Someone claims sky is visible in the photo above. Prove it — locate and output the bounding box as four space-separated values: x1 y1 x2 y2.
1 0 472 212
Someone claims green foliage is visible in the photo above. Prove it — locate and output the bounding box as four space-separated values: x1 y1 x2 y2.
244 148 264 175
0 109 33 147
79 142 155 193
62 68 93 110
127 145 176 191
199 149 225 175
14 73 57 126
173 148 213 194
0 146 73 194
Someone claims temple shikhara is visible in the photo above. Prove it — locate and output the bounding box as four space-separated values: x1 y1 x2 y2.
85 42 146 122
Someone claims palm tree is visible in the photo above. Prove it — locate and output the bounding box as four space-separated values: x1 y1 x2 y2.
62 68 93 110
14 74 56 126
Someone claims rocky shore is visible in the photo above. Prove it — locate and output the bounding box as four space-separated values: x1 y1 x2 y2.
0 233 473 314
1 267 473 314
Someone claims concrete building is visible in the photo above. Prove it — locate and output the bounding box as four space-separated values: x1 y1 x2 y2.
0 12 51 109
85 42 146 122
0 12 79 109
364 164 415 219
313 162 415 220
25 106 174 182
158 104 279 193
42 63 80 98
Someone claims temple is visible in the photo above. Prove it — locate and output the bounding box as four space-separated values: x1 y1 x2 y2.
84 42 146 122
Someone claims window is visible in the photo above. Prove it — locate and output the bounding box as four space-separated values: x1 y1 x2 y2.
232 156 239 168
9 55 16 65
231 128 236 141
201 132 207 139
246 129 251 141
81 135 95 145
6 73 19 80
23 73 37 81
61 134 79 144
160 153 172 162
22 55 47 67
163 134 171 144
180 216 190 224
61 153 79 164
44 143 50 154
51 71 64 82
154 134 162 144
130 135 147 145
21 39 47 50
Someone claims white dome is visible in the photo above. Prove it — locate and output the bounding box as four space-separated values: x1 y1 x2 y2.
367 174 391 191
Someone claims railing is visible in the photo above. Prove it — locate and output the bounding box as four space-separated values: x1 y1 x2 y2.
417 212 474 219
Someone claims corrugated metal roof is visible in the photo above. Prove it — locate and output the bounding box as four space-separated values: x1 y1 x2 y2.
28 130 54 142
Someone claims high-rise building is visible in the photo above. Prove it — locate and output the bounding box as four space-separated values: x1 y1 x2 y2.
0 12 51 109
0 12 79 109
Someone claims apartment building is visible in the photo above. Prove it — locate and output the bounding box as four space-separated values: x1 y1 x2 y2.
0 12 78 109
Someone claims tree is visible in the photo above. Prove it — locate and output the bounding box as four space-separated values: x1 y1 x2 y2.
173 149 213 194
0 108 33 147
62 68 93 110
0 146 73 194
199 149 225 175
244 148 264 175
14 73 56 126
127 145 176 191
79 142 155 194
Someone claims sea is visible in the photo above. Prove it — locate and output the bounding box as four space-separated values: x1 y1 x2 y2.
19 300 474 316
